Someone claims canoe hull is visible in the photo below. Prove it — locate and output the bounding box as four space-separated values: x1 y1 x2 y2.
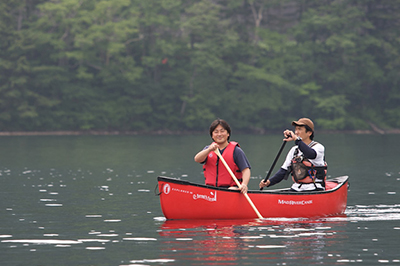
157 176 349 220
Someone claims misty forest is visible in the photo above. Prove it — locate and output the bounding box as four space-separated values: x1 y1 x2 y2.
1 0 400 133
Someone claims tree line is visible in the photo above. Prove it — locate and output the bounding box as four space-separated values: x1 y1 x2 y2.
1 0 400 133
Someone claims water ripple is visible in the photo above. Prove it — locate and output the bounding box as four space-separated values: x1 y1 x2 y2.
344 204 400 221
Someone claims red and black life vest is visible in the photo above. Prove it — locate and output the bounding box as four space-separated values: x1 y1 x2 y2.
203 141 243 187
290 142 327 185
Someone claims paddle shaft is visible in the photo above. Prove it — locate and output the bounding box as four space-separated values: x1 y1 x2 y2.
260 140 287 191
214 149 264 219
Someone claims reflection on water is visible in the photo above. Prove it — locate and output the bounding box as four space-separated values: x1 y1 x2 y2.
0 135 400 265
159 218 345 264
155 210 400 265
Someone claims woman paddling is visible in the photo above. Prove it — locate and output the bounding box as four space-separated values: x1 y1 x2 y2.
194 119 251 194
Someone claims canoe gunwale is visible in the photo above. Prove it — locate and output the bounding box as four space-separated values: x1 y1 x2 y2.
157 175 349 195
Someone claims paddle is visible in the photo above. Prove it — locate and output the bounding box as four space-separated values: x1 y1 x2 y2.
214 149 264 219
260 137 289 191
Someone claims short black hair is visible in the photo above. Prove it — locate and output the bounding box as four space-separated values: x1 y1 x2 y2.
304 125 314 140
209 119 231 141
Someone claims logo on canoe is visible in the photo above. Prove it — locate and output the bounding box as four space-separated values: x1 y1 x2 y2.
278 199 313 205
163 184 171 195
193 191 217 202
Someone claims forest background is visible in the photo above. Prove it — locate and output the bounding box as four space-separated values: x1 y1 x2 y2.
1 0 400 134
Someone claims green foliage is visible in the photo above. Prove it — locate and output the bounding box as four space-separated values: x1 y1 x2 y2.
1 0 400 132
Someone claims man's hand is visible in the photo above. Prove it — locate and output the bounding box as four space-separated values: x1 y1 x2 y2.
259 179 270 189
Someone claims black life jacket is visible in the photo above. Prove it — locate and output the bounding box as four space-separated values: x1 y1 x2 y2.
290 142 327 185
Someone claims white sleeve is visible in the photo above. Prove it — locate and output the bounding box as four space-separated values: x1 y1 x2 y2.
281 146 297 170
309 143 325 166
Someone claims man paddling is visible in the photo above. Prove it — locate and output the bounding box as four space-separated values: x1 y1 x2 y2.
259 118 327 192
194 119 251 194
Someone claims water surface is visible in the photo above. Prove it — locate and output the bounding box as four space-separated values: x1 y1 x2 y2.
0 134 399 265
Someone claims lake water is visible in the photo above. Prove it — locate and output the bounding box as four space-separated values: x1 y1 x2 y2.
0 134 399 265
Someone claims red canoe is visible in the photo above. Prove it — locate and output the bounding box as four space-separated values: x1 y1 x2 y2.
157 176 349 220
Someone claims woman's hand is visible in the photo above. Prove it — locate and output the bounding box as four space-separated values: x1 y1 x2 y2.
194 142 218 163
228 184 248 194
207 142 219 152
239 183 248 194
